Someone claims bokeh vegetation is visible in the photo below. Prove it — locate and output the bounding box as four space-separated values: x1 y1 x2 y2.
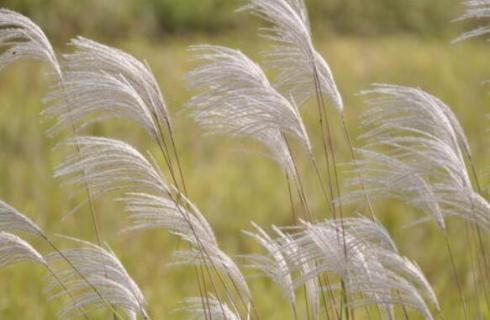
0 0 488 319
0 0 469 40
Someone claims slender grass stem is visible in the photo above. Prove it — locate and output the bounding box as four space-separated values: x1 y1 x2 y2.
45 264 91 320
339 114 376 221
40 234 126 319
444 230 468 320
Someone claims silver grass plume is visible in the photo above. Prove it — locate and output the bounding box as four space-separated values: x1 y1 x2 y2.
0 231 46 267
124 193 216 247
55 136 171 198
126 193 252 304
342 149 446 229
173 245 252 308
0 8 61 76
274 226 320 320
454 0 490 42
0 201 106 319
182 296 241 320
240 0 343 111
56 136 252 307
242 223 296 308
46 238 149 320
250 218 438 319
55 137 212 243
299 219 438 319
56 136 217 249
348 84 490 230
243 223 321 319
45 36 170 139
360 84 470 160
187 45 310 177
0 200 44 236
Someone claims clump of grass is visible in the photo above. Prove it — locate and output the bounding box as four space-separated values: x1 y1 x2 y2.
0 1 488 319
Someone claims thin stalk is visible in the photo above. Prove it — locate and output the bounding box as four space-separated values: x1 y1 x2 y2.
45 264 91 320
340 279 349 320
339 114 376 220
197 265 212 320
281 137 339 319
311 69 343 219
286 173 298 224
292 302 299 320
165 118 189 197
164 156 258 318
465 151 490 310
152 112 225 320
284 135 312 221
310 62 354 319
169 186 257 319
443 230 468 320
57 78 103 246
40 233 126 319
57 75 113 318
318 277 333 320
310 155 336 216
303 284 312 320
396 290 410 320
164 121 240 320
201 259 230 320
319 273 341 320
163 186 230 319
311 74 338 220
462 221 479 318
151 112 225 320
149 115 227 318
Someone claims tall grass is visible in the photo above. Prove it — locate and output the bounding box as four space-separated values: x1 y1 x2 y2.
0 0 488 319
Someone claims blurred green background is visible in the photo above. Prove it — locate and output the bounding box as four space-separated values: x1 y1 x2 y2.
0 0 489 319
0 0 472 40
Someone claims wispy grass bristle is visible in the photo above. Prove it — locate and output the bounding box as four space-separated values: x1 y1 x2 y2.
239 0 343 111
44 37 170 140
187 44 311 178
0 231 46 267
46 237 149 320
0 8 60 76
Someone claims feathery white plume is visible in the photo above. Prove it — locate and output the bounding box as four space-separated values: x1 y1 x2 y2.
274 226 320 320
361 84 470 158
343 149 446 229
124 193 216 246
240 0 343 111
183 296 241 320
280 219 437 319
173 244 252 306
45 37 170 139
55 136 170 198
56 136 218 250
243 222 296 306
0 200 44 236
0 8 60 76
127 193 252 308
454 0 490 42
56 136 252 308
187 45 310 176
349 84 490 230
47 238 149 319
0 231 46 267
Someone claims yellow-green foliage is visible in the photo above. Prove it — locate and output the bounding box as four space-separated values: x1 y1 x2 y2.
0 0 464 40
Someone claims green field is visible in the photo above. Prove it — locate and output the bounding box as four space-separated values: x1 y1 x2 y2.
0 30 489 318
0 0 464 38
